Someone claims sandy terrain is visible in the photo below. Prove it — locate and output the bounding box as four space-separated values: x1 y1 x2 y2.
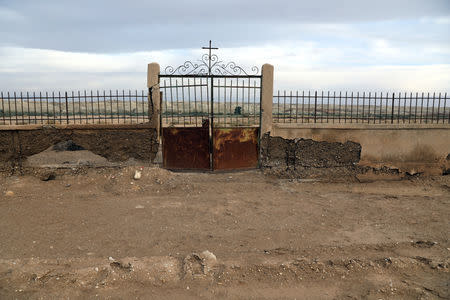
0 165 449 299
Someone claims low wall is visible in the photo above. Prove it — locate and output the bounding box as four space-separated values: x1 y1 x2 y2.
266 123 450 176
0 124 158 169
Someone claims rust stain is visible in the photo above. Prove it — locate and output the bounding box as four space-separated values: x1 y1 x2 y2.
213 127 259 170
163 127 210 170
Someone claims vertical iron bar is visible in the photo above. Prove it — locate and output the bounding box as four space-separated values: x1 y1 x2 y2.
51 91 55 123
133 90 138 123
108 90 112 123
289 90 292 123
167 79 172 124
344 91 347 123
408 92 412 123
442 92 447 124
431 92 435 123
83 90 88 124
277 90 280 123
14 92 19 125
350 92 353 123
45 91 49 124
445 92 449 124
368 92 371 124
114 90 119 124
128 90 131 123
58 91 61 124
33 91 37 124
379 93 383 124
103 90 107 123
82 90 86 123
39 91 43 123
295 90 299 123
420 92 424 123
210 76 214 170
425 92 430 124
0 92 4 124
188 78 192 125
327 91 330 123
26 91 31 124
373 92 377 124
65 92 69 124
121 90 125 123
414 92 418 123
301 91 305 123
241 79 245 126
218 79 222 126
7 92 12 125
338 91 342 123
397 92 400 123
181 78 185 126
247 78 251 125
252 79 256 125
314 91 317 123
402 92 406 123
142 90 146 122
98 90 102 123
437 92 441 124
332 91 336 123
389 92 393 124
356 92 359 123
175 80 180 126
320 91 323 123
20 92 24 124
193 78 198 126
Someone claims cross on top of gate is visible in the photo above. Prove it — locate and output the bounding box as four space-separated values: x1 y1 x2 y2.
202 40 219 75
163 41 259 76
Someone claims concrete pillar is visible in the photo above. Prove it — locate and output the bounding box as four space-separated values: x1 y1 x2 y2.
261 64 274 135
147 63 160 136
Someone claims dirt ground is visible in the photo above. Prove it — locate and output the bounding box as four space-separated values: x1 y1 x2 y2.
0 165 449 299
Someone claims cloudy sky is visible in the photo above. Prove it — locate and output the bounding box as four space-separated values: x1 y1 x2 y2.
0 0 449 92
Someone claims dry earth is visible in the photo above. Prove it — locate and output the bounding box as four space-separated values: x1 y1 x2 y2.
0 162 449 299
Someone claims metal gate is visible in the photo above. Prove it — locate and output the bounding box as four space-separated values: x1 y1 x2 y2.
156 42 261 171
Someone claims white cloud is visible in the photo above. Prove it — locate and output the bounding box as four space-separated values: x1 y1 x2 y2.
0 44 448 93
0 47 176 73
0 7 24 22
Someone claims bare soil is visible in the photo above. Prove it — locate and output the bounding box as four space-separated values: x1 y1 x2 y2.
0 166 449 299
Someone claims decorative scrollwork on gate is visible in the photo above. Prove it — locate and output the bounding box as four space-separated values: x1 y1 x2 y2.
163 43 259 76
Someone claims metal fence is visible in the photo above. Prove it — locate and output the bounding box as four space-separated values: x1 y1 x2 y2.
0 90 150 125
273 91 449 124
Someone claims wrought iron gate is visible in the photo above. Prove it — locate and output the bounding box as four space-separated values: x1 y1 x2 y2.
156 42 261 171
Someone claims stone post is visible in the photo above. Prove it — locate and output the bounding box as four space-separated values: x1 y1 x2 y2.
261 64 274 135
147 63 160 137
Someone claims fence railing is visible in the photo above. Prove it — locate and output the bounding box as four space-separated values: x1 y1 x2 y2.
273 91 449 124
0 90 150 125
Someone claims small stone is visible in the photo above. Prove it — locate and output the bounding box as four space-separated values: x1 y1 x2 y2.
133 170 142 180
39 171 56 181
5 191 14 197
135 205 144 209
77 159 92 166
108 256 115 261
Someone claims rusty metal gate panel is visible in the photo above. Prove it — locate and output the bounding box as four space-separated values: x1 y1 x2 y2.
213 127 259 170
162 127 210 170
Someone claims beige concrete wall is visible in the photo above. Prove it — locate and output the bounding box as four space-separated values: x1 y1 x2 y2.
272 123 450 174
147 63 160 138
260 64 274 135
